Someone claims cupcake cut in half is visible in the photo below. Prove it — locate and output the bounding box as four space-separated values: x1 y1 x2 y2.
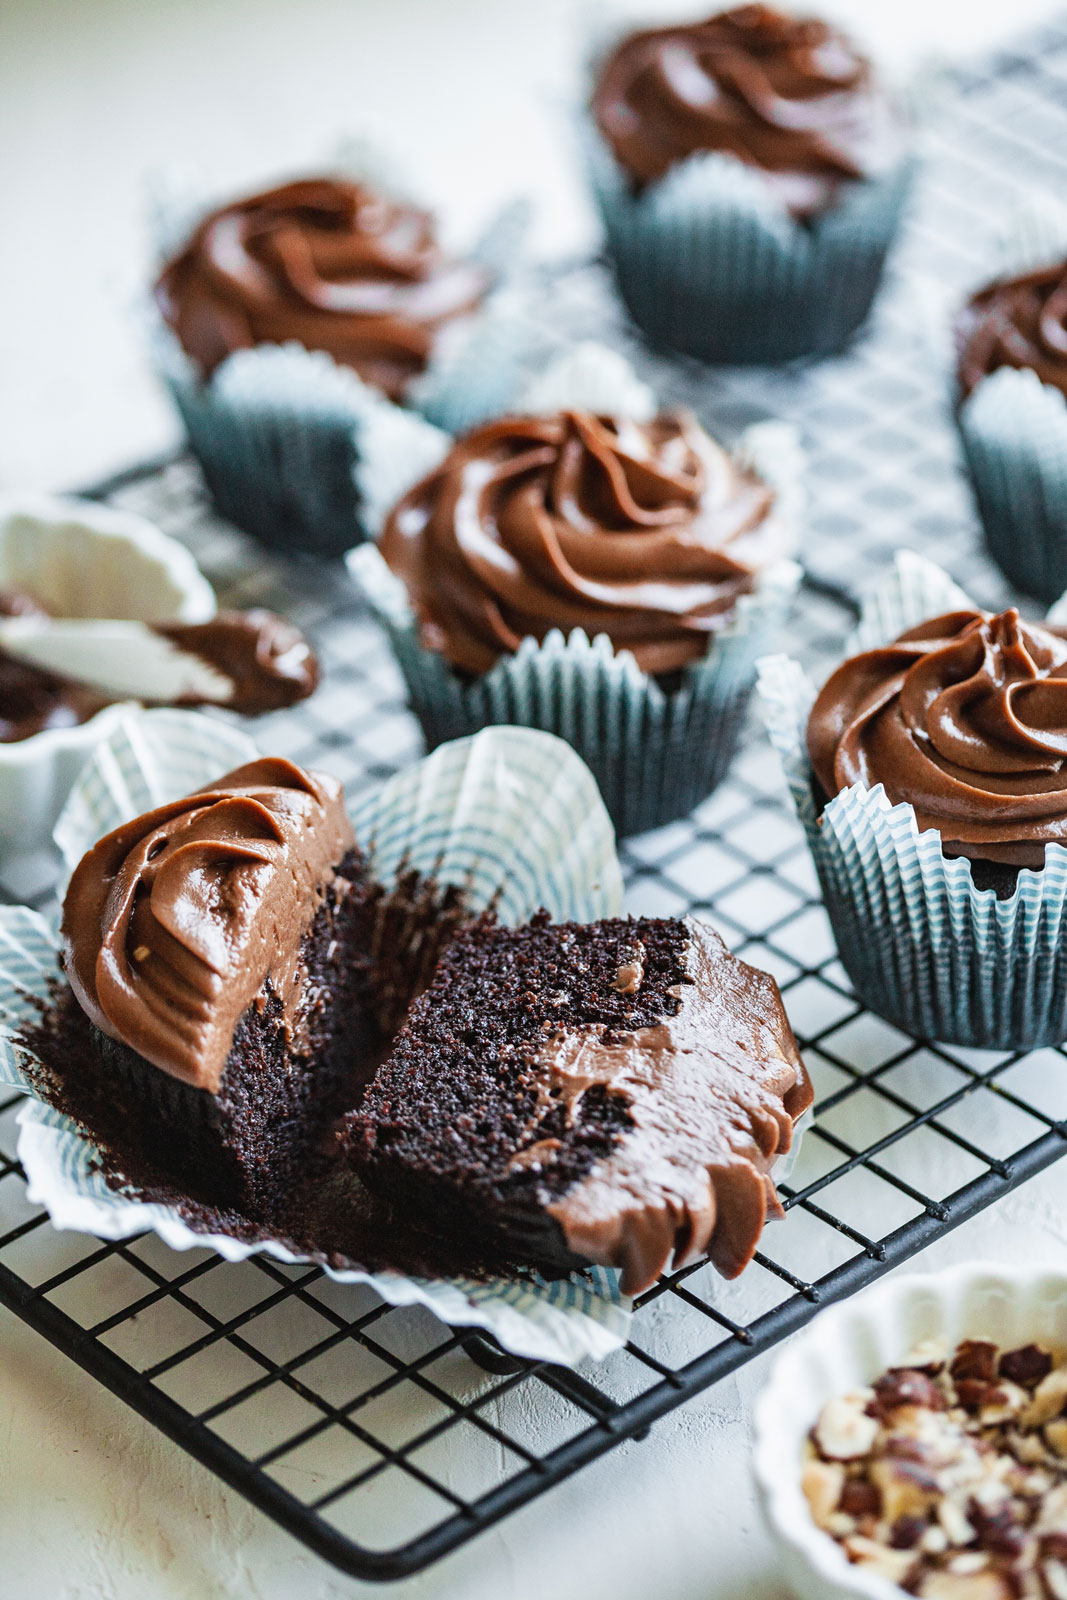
52 756 810 1290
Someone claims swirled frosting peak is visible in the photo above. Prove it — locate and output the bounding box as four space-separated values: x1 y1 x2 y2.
155 177 489 396
808 607 1067 867
61 759 355 1091
957 262 1067 399
592 4 901 217
378 409 788 676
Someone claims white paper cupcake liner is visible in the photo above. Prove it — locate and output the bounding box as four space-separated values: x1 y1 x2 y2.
1 709 632 1365
754 1264 1067 1600
758 550 1067 1048
149 148 533 558
583 119 914 365
0 497 217 864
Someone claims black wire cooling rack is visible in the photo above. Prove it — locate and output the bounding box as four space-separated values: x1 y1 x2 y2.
6 18 1067 1582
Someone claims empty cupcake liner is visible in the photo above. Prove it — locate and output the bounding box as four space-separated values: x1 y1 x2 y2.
1 709 632 1364
584 122 915 365
757 550 1067 1048
0 496 217 864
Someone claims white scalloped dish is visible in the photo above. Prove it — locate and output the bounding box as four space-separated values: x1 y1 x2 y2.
0 494 216 860
754 1264 1067 1600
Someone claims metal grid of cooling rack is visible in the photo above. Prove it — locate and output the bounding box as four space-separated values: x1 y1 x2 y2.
6 16 1067 1581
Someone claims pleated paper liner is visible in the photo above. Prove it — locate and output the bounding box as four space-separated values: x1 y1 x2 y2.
583 123 915 366
353 545 800 838
2 709 634 1365
953 196 1067 603
958 366 1067 604
758 550 1067 1049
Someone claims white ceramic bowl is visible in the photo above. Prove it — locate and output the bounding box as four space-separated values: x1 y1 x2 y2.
753 1263 1067 1600
0 494 216 861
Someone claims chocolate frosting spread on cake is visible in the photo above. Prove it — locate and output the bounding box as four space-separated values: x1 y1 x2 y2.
155 177 489 396
62 759 355 1092
0 588 109 741
808 608 1067 868
592 4 901 217
158 610 320 713
957 262 1067 399
379 409 785 676
524 919 810 1294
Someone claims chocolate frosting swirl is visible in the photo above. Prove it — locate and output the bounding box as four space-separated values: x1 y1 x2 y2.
62 759 355 1092
379 410 786 676
592 4 901 217
808 608 1067 867
957 262 1067 400
156 177 489 396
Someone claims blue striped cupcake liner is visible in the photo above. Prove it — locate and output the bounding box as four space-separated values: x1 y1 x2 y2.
758 551 1067 1049
584 121 914 365
957 367 1067 604
153 290 530 559
352 544 801 838
0 709 632 1364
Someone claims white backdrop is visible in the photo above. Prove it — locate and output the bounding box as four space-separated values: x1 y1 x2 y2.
2 4 1067 1599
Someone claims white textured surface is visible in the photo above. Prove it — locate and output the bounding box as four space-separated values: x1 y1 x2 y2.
3 3 1067 1598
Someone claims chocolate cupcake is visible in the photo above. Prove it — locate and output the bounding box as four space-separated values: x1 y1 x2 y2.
351 346 801 836
60 756 376 1214
956 257 1067 603
586 5 912 363
760 551 1067 1048
345 911 811 1295
152 171 524 557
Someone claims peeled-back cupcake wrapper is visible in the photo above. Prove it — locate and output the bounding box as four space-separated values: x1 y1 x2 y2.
0 709 632 1365
354 546 800 838
583 121 914 365
757 551 1067 1049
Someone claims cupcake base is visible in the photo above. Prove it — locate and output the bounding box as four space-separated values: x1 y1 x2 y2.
587 136 915 366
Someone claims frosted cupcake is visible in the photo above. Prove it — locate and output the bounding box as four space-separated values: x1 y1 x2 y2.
760 552 1067 1048
586 5 912 364
153 172 523 557
352 345 802 836
956 255 1067 603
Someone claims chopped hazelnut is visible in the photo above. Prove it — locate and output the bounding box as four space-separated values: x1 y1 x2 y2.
1022 1369 1067 1430
1045 1562 1067 1600
871 1457 939 1524
999 1345 1054 1388
872 1369 946 1417
917 1574 1011 1600
1046 1421 1067 1459
844 1534 919 1585
937 1496 975 1547
801 1459 845 1527
813 1393 880 1461
951 1341 1000 1385
978 1382 1028 1425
